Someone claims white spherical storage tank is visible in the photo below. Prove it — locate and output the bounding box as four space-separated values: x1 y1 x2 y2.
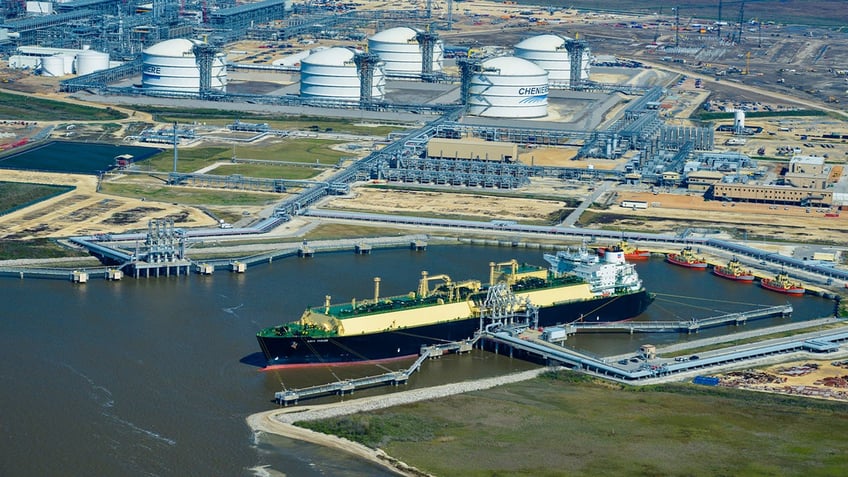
514 34 590 84
75 50 110 76
142 39 227 93
367 27 443 75
40 56 65 77
467 56 548 118
300 47 385 101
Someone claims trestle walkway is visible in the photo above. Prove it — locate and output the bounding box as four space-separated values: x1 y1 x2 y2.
572 304 793 334
274 340 475 406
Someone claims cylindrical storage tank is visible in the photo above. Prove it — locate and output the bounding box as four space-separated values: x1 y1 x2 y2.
734 110 745 131
514 34 591 84
142 38 227 93
467 56 548 118
75 50 110 76
514 34 571 83
368 27 443 75
41 56 65 77
61 54 75 75
300 47 385 101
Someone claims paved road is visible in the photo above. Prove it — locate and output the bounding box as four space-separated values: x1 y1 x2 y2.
560 181 613 227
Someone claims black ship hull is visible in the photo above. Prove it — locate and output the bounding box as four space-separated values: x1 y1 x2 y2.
258 290 653 366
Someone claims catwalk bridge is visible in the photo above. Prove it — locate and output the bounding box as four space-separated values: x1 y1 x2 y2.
273 340 474 405
571 304 793 334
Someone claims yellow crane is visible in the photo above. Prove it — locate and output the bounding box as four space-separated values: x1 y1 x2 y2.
742 51 751 75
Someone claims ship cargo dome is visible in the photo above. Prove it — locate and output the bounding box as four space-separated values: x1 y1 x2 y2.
467 56 548 118
514 34 590 85
367 26 443 75
142 39 227 93
300 47 385 101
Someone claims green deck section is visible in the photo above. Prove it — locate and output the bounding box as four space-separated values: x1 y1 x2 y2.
257 322 339 339
257 274 587 339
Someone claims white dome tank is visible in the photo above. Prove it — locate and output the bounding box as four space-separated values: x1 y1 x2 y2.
61 54 75 75
75 50 110 76
300 47 385 101
41 56 65 77
467 56 548 118
514 34 590 85
368 27 443 75
142 39 227 93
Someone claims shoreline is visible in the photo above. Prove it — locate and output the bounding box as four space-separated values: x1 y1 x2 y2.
246 368 549 477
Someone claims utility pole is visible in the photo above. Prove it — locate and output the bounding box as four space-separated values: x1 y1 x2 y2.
674 6 680 48
736 0 745 44
716 0 722 41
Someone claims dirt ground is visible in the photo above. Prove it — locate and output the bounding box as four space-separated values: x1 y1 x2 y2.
717 359 848 402
0 170 214 239
602 189 848 244
325 187 568 223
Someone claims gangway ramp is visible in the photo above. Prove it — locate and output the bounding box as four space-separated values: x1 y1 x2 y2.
274 339 476 406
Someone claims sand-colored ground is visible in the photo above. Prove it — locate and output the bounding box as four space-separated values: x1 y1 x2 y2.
599 190 848 243
325 187 567 223
0 170 214 239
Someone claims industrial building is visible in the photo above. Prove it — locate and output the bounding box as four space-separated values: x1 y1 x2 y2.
712 183 833 207
0 0 748 206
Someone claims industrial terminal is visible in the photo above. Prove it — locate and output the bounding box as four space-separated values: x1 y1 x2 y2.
3 1 848 475
2 0 848 339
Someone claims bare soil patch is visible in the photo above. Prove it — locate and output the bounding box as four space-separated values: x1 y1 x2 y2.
323 188 568 223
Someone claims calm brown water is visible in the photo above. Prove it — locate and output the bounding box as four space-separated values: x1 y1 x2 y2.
0 245 833 476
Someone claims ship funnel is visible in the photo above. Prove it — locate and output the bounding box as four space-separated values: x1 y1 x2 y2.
606 251 625 264
374 277 381 303
324 295 331 314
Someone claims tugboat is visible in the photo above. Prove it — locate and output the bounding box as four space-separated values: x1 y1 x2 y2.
761 272 805 295
666 247 708 269
597 239 651 260
713 257 755 282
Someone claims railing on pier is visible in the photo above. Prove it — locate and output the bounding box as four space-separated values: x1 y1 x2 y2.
273 339 475 406
572 304 793 334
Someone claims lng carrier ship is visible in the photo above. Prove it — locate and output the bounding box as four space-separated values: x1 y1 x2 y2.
256 250 653 366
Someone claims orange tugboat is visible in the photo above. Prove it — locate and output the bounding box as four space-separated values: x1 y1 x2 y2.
713 257 755 282
597 240 651 260
761 272 805 295
666 247 708 269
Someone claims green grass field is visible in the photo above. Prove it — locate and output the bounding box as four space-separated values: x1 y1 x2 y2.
300 370 848 477
0 91 127 121
0 181 73 215
131 106 402 136
140 139 348 179
0 238 88 260
98 182 281 206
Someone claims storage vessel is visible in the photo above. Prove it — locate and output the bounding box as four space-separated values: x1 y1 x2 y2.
256 251 653 366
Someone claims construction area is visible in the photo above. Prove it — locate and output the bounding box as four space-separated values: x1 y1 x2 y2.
716 359 848 401
0 0 847 273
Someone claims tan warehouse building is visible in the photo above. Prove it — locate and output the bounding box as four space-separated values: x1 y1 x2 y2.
711 183 833 206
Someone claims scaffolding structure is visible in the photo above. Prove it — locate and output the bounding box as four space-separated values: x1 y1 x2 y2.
353 51 382 108
192 40 221 98
415 29 439 82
